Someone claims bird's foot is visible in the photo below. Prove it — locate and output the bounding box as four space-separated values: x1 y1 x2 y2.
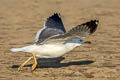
32 52 37 71
18 56 33 71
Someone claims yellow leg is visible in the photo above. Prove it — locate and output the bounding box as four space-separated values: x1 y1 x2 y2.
32 52 37 71
18 56 33 71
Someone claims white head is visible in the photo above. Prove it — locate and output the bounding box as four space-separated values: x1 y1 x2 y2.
65 38 86 50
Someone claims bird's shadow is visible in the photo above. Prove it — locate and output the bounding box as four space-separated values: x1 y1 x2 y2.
12 57 94 69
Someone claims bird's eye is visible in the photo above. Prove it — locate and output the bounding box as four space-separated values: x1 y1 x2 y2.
80 40 83 42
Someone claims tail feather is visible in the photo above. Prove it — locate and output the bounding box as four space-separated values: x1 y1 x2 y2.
10 48 24 52
10 45 37 53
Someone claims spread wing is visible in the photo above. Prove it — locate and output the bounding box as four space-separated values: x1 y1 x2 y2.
42 20 99 44
35 13 66 44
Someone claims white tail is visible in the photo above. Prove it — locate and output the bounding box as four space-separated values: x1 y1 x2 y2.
10 48 24 52
10 45 37 53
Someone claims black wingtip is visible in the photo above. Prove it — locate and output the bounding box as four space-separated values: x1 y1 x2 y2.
82 19 99 34
49 13 61 19
45 13 62 24
90 19 99 34
54 13 61 16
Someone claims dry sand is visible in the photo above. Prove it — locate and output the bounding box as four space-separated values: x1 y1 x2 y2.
0 0 120 80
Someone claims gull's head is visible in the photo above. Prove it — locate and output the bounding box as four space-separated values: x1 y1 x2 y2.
64 38 86 50
66 38 86 44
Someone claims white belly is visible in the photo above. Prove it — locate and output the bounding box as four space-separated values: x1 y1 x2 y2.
35 44 70 58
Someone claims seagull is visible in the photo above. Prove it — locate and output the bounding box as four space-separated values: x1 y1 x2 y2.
11 13 99 71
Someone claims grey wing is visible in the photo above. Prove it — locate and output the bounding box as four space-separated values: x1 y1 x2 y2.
35 13 66 44
43 20 99 44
